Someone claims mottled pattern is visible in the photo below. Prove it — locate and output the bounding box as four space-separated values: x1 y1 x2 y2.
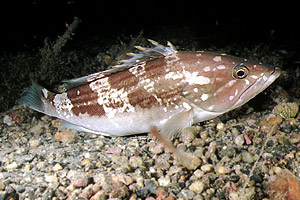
19 40 280 136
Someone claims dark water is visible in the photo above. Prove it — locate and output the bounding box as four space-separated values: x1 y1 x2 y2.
0 0 299 112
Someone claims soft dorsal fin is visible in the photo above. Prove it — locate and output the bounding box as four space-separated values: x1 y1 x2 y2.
63 39 177 90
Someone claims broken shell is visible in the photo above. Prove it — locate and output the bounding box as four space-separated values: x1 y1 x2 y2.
273 102 299 118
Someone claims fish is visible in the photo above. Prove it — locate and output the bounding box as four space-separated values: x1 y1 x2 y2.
19 39 281 137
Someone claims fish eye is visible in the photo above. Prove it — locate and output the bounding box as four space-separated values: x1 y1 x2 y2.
232 64 249 79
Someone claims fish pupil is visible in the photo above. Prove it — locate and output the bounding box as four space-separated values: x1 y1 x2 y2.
237 70 245 77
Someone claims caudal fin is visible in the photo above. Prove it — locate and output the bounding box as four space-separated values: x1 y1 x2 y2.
18 81 46 113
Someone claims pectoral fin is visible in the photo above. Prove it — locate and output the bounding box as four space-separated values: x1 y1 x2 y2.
161 104 194 138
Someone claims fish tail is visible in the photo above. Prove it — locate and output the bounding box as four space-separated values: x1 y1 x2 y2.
18 81 51 114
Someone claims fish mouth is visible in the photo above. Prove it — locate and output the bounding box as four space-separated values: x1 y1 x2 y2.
233 67 281 109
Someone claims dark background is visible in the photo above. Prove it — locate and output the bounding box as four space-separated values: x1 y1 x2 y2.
0 0 299 112
1 0 299 53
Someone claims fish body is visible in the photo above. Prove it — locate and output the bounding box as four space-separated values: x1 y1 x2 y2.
19 40 280 137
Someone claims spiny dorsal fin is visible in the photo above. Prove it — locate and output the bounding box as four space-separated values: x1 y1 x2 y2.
63 39 177 90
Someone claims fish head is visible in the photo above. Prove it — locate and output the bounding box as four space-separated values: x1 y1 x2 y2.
183 53 281 113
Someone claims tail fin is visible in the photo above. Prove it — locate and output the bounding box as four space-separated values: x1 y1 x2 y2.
18 81 46 113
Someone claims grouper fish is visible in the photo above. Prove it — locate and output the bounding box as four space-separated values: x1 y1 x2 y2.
19 40 280 137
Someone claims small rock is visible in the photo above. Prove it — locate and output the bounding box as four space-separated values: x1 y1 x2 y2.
201 164 214 172
29 139 42 148
73 177 89 188
242 151 254 163
14 185 25 193
167 166 182 175
158 176 171 186
218 145 236 158
178 189 195 199
81 159 91 166
155 190 168 199
78 184 93 199
110 181 129 198
3 115 14 126
215 165 231 174
6 162 18 170
216 122 225 130
42 188 54 200
95 139 104 149
53 163 63 171
192 138 205 147
0 182 5 190
45 174 58 183
155 155 170 170
153 143 164 154
193 169 204 178
164 196 175 200
244 134 252 145
267 116 283 125
231 128 240 136
90 190 107 200
176 152 201 170
55 131 78 143
144 180 157 193
182 127 197 144
129 156 144 169
189 181 205 194
106 146 122 154
145 197 156 200
234 134 245 146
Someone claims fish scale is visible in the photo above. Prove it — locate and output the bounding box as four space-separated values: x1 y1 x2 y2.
19 40 281 137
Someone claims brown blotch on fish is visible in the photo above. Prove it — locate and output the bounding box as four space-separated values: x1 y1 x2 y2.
19 39 281 137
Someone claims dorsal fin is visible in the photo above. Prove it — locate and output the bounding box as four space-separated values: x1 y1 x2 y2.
63 39 177 90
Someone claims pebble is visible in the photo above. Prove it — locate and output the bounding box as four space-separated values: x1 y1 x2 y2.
53 163 63 171
267 116 283 125
192 138 205 146
81 159 91 166
155 155 171 170
129 156 144 169
189 181 205 194
242 151 254 163
215 165 231 174
29 139 42 148
234 134 245 146
44 174 58 183
216 122 225 130
178 189 195 199
73 178 89 188
158 176 171 186
193 169 204 178
24 164 31 171
78 184 93 199
0 182 5 190
218 145 236 158
176 152 201 170
201 164 214 172
90 190 106 200
3 115 13 125
6 162 18 170
182 127 197 144
55 131 78 143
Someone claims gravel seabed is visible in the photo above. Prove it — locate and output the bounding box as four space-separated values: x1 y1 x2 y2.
1 98 300 200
